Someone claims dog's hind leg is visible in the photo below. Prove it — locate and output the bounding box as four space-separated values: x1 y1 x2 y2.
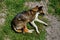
23 26 34 33
30 21 40 33
35 19 48 26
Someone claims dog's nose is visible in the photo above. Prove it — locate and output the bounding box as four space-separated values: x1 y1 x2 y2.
39 13 45 16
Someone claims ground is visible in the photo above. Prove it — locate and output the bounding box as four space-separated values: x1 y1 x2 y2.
45 14 60 40
0 0 60 40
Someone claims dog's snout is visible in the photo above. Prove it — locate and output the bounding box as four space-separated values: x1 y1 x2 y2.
39 13 45 16
41 13 45 15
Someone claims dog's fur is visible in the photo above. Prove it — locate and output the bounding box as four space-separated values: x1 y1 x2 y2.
11 6 48 33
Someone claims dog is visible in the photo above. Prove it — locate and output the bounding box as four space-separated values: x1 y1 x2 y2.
11 6 48 34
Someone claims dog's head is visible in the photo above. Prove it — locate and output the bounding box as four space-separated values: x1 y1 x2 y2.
32 6 45 15
38 6 45 15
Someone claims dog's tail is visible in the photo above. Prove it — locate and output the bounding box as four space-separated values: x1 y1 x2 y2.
13 26 22 33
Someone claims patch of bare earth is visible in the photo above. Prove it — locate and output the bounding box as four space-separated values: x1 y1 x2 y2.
0 2 7 25
0 13 6 25
24 1 60 40
4 35 10 40
45 14 60 40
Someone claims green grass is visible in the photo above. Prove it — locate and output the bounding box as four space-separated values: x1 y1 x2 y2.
48 0 60 16
0 0 47 40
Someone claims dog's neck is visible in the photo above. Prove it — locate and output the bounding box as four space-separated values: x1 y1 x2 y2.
35 12 40 19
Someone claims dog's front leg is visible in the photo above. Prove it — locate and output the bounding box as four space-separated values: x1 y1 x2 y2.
35 18 48 26
30 21 40 33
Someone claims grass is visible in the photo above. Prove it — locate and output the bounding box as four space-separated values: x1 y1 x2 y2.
0 0 47 40
48 0 60 16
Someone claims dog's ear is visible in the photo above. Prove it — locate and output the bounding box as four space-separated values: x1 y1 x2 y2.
38 6 43 10
36 6 38 8
39 6 43 8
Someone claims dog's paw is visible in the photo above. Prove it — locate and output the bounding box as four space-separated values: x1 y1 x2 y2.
44 23 48 26
45 23 48 26
28 29 34 33
37 31 40 34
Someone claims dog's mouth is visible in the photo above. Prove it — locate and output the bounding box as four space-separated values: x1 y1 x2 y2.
39 13 45 16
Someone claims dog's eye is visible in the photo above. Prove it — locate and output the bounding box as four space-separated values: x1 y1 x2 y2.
17 18 21 21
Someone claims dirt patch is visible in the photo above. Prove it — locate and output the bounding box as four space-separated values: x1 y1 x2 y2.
45 14 60 40
0 2 7 26
0 18 5 25
0 13 6 25
4 35 10 40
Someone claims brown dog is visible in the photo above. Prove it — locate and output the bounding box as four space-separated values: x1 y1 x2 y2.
11 6 48 33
